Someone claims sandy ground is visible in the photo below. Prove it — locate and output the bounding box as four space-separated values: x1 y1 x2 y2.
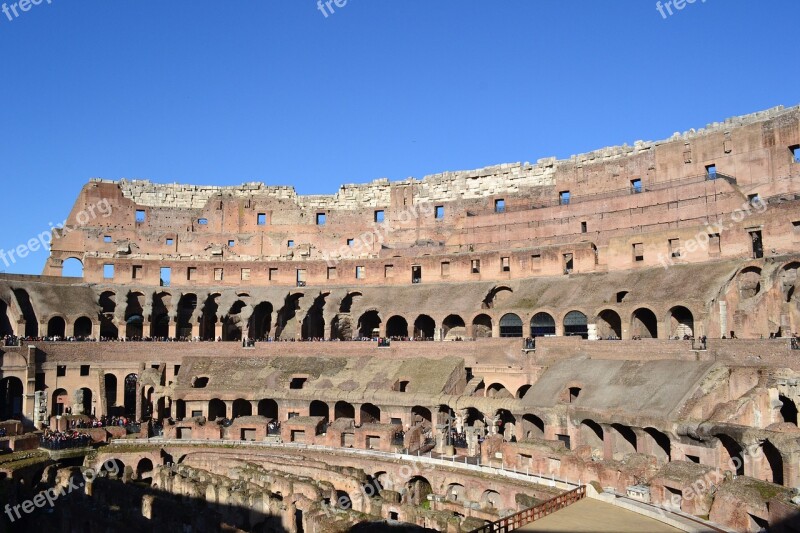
519 498 682 532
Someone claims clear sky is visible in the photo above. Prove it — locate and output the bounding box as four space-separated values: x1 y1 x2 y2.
0 0 798 275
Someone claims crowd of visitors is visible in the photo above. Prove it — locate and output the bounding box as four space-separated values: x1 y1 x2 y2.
40 429 92 450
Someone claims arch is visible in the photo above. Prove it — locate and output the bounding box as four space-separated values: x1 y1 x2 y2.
610 423 637 458
716 434 745 476
99 291 118 339
51 388 68 416
668 306 694 338
760 440 784 485
302 293 327 340
124 374 138 416
482 286 513 309
411 406 432 427
309 400 329 421
73 316 93 338
631 308 658 338
446 483 467 502
413 315 435 340
472 314 493 338
102 459 125 479
516 384 531 399
596 309 621 339
175 399 186 420
642 427 671 462
463 407 485 428
486 383 512 399
0 299 13 336
779 395 798 425
339 292 362 314
357 311 381 339
75 387 93 416
125 315 144 339
232 399 252 419
150 292 172 339
580 419 604 452
13 289 38 337
136 458 154 481
47 316 66 338
222 300 247 341
200 294 220 341
737 266 762 299
258 399 278 419
124 292 146 338
481 490 502 508
104 374 118 414
499 313 523 337
334 401 355 420
563 311 588 338
61 257 84 278
208 399 226 421
385 315 409 338
0 377 23 420
248 301 274 340
274 293 304 340
176 293 198 339
530 312 556 337
404 476 432 506
442 314 466 340
522 414 545 439
360 403 381 424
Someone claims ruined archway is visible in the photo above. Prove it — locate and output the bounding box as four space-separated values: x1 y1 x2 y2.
232 399 252 419
642 427 671 462
522 414 545 439
258 399 278 420
249 301 273 340
73 316 93 338
716 433 745 476
386 315 409 338
442 314 466 340
668 306 694 338
208 399 227 421
413 315 435 340
360 403 381 424
596 309 622 339
302 293 327 340
150 292 172 339
47 316 66 338
472 314 493 338
335 401 355 420
357 311 381 339
176 293 198 339
13 289 38 337
201 294 220 341
580 419 604 453
309 400 329 421
631 308 658 338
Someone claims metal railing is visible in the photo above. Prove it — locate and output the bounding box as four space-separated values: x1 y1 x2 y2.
468 485 586 533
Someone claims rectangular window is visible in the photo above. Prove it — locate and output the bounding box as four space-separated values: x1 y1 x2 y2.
411 265 422 283
80 365 90 376
316 213 326 225
793 221 800 236
57 365 66 377
296 269 307 286
198 218 208 225
709 233 721 254
495 199 505 213
327 267 337 280
531 254 541 271
471 259 481 274
287 240 295 248
441 261 450 276
355 266 365 279
374 210 385 223
749 230 764 259
347 238 355 246
103 235 112 243
166 238 174 246
135 210 146 223
241 268 250 281
435 206 444 220
559 191 570 205
791 145 800 163
747 193 760 206
580 221 587 234
563 253 573 274
706 164 717 179
269 268 278 281
633 243 644 262
174 365 181 376
103 264 115 279
631 178 642 194
384 264 394 278
257 213 267 225
214 268 224 281
228 240 235 247
669 238 681 258
132 265 143 279
501 257 510 272
187 267 197 281
160 267 171 287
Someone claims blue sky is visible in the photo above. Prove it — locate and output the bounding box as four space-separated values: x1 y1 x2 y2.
0 0 798 275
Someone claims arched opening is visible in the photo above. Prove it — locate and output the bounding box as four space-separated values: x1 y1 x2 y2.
124 292 145 338
47 317 66 338
13 289 38 337
643 427 671 462
516 384 531 399
339 292 362 314
386 316 409 338
102 459 125 480
0 299 13 336
564 311 588 338
497 409 516 440
411 406 432 428
472 314 493 338
73 316 93 338
481 490 502 509
404 476 432 506
0 377 23 420
779 395 798 425
149 292 172 339
442 314 466 340
486 383 512 399
175 399 186 420
668 306 694 338
309 400 329 422
136 458 154 482
530 312 556 337
446 483 467 502
761 440 784 485
357 311 381 339
413 315 435 340
258 399 278 419
596 310 622 339
223 300 247 341
716 434 745 476
464 407 485 430
99 291 118 339
124 374 138 416
232 399 252 419
738 267 762 299
208 399 226 421
76 388 93 416
51 388 68 416
610 423 637 459
176 293 197 339
499 313 523 337
580 420 604 452
360 403 381 424
275 293 303 340
200 294 220 341
482 287 513 309
334 401 355 420
249 301 274 341
631 308 658 338
522 414 545 439
301 294 327 340
61 257 84 278
104 374 118 414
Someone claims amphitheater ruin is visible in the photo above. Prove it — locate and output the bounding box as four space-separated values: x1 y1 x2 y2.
2 104 800 532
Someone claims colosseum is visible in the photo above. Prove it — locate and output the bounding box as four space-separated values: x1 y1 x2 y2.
1 104 800 532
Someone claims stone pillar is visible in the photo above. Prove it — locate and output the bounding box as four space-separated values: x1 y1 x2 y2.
600 423 613 461
214 322 223 341
587 323 598 341
465 322 474 339
250 400 259 416
492 322 501 338
379 321 387 338
168 319 177 339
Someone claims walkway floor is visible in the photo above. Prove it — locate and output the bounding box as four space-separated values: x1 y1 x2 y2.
519 498 681 532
